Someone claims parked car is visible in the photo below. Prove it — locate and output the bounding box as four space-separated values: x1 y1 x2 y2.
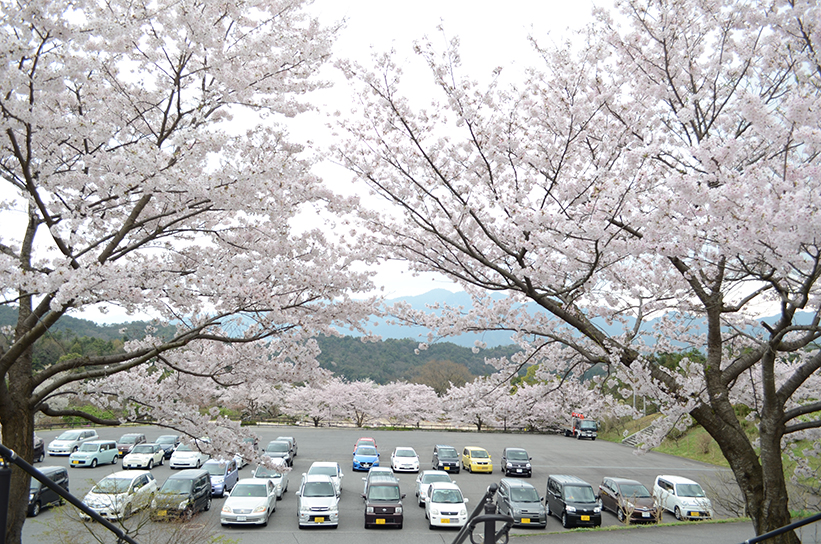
545 474 601 528
155 434 181 459
306 461 344 495
461 446 493 473
69 440 119 468
496 478 546 527
432 444 460 473
653 475 713 520
28 466 68 517
116 433 147 457
599 477 660 523
391 447 420 473
220 478 277 526
151 468 212 521
425 481 469 529
47 429 99 456
362 473 405 529
275 436 298 458
170 441 210 469
353 445 380 471
81 470 158 520
296 474 340 528
263 440 292 467
253 457 289 499
415 470 452 506
123 443 165 470
362 466 396 496
33 435 45 463
236 436 260 468
501 447 532 477
203 458 239 497
353 437 377 453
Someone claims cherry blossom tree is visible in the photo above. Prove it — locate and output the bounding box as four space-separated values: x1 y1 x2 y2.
376 381 441 427
336 0 821 540
0 1 372 541
445 377 503 432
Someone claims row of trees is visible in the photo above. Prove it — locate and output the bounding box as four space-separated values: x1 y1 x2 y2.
2 0 820 543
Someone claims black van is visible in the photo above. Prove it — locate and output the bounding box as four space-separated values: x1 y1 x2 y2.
362 475 405 528
545 474 601 528
28 466 69 517
151 468 211 520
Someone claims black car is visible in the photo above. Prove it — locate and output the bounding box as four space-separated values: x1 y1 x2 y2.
545 474 602 528
28 466 69 517
501 447 532 477
151 468 212 520
33 435 45 463
155 434 181 459
431 444 460 473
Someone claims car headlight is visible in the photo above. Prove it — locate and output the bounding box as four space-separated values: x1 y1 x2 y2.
396 505 402 514
252 504 266 513
525 463 531 468
506 463 513 468
594 506 601 513
29 493 35 501
178 500 190 510
566 505 576 513
213 477 224 484
222 505 232 513
430 507 440 516
300 505 311 514
151 499 157 508
366 506 374 513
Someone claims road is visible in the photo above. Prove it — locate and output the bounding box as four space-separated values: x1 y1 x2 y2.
19 425 818 543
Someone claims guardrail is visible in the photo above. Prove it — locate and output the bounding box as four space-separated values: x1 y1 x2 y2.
740 512 821 544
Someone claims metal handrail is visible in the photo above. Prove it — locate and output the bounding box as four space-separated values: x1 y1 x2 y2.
452 483 514 544
0 442 140 544
741 512 821 544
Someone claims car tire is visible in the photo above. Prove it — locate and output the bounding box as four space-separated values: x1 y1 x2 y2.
262 509 269 527
30 501 41 517
429 521 434 530
545 502 550 517
562 512 569 528
618 508 625 523
675 506 682 521
72 446 78 453
204 495 212 511
37 452 45 463
148 460 153 469
90 458 98 468
112 455 118 465
159 457 163 466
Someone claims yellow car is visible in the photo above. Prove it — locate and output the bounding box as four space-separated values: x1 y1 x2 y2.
462 447 493 473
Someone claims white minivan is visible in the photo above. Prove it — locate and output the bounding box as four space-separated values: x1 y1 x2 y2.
652 475 713 520
69 440 119 468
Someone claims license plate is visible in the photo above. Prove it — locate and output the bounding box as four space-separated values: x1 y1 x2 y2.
315 517 325 523
376 519 386 524
441 518 450 524
581 515 590 521
516 469 522 473
72 460 79 464
237 516 246 522
690 512 699 517
444 466 450 470
157 510 167 516
522 518 530 523
642 512 651 518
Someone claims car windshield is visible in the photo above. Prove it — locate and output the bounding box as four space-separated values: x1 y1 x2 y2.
564 486 596 502
78 443 99 452
266 442 288 453
57 431 81 440
506 450 528 461
579 420 598 430
511 487 540 502
176 444 194 452
92 478 131 494
677 483 706 497
423 473 451 484
254 466 282 479
620 484 651 498
29 480 42 491
160 479 191 494
119 436 139 444
356 447 377 456
308 466 337 477
368 485 400 501
156 436 177 444
470 449 489 458
438 447 458 459
303 481 335 497
132 445 154 454
395 449 415 457
205 463 227 476
431 489 463 503
232 483 266 497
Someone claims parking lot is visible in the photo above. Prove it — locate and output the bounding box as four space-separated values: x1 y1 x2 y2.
21 425 758 544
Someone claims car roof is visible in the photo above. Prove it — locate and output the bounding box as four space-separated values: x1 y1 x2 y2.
104 470 150 480
420 470 449 476
607 477 644 486
429 481 461 491
500 478 536 489
83 439 115 444
657 474 699 484
549 474 591 486
234 478 270 486
303 474 333 483
369 476 401 486
38 465 66 476
309 461 340 468
119 433 143 437
504 447 528 453
464 446 488 452
394 446 416 452
167 468 209 480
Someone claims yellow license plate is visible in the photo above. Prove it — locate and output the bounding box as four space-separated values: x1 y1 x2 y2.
522 518 530 523
376 519 385 524
690 512 699 517
315 517 324 523
71 460 79 464
581 515 590 521
441 518 450 523
444 466 450 470
157 510 166 516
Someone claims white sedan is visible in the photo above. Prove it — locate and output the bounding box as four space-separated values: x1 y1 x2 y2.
82 471 158 520
122 443 165 469
170 442 210 469
220 478 277 526
253 458 290 499
391 447 420 472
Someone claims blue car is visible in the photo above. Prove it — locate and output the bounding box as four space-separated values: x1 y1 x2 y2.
353 446 380 471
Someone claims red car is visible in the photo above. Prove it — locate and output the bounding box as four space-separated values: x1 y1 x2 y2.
353 437 377 453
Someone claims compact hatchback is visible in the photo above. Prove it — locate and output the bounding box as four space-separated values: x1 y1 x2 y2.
432 445 460 473
425 481 469 528
116 433 147 457
123 443 165 470
391 447 420 472
501 448 532 477
496 478 546 527
599 477 660 523
415 470 452 506
353 445 380 471
69 440 118 468
461 447 492 473
653 475 713 520
204 458 239 497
